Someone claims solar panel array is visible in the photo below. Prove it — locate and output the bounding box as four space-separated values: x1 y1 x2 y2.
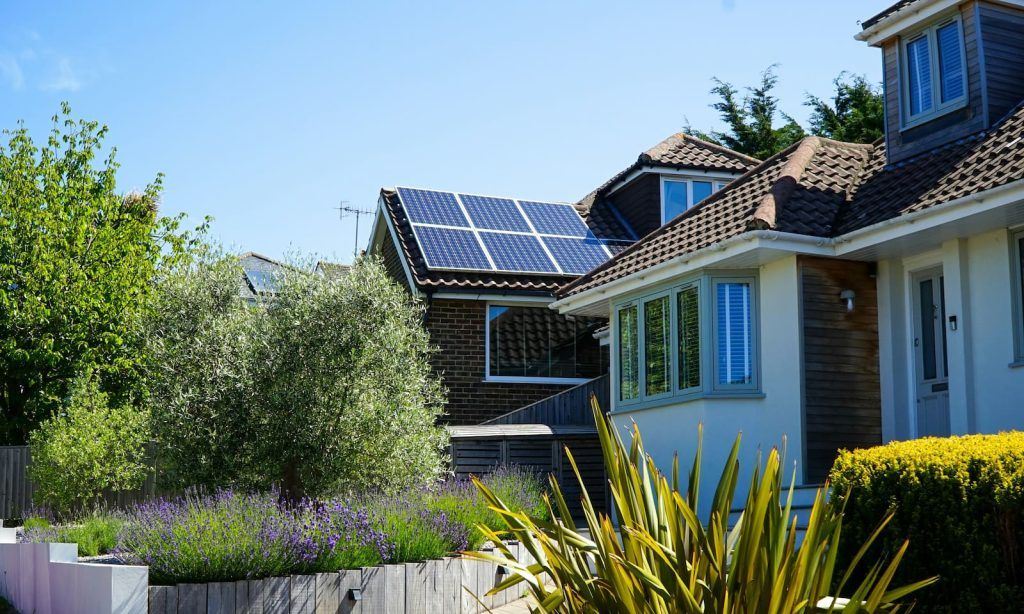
396 187 633 275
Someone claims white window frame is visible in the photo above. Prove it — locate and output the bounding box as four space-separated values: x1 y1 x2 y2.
483 301 595 385
899 14 968 130
612 271 761 412
660 176 727 224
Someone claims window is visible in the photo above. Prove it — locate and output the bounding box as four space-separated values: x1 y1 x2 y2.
901 16 967 127
1012 230 1024 362
618 304 639 400
487 304 603 382
661 177 729 223
615 273 758 407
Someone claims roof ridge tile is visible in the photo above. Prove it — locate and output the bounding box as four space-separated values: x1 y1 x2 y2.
748 136 822 230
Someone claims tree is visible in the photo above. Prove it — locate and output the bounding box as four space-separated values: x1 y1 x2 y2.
29 373 151 515
686 68 884 159
146 252 448 500
685 66 805 160
805 73 885 144
0 104 190 444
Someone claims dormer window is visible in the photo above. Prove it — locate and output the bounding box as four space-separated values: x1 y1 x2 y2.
661 177 728 223
901 16 967 128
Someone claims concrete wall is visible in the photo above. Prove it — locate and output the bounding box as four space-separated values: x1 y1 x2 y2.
609 255 805 517
876 228 1024 440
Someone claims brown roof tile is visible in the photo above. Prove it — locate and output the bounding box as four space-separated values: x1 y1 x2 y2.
559 102 1024 300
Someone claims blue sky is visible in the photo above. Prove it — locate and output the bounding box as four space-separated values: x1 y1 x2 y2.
2 1 894 263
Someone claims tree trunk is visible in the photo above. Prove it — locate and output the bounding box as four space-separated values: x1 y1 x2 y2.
280 461 305 505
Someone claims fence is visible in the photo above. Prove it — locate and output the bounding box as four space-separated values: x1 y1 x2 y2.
0 445 159 520
482 374 609 426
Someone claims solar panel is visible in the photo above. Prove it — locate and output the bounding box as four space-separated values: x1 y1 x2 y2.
459 194 531 232
542 237 610 275
414 226 492 270
479 232 559 273
246 269 281 294
604 240 634 256
397 187 468 227
518 201 590 237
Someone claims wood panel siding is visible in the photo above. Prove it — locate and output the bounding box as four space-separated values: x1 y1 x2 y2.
483 375 609 426
883 2 987 163
425 299 576 424
799 257 882 484
607 173 662 239
979 1 1024 122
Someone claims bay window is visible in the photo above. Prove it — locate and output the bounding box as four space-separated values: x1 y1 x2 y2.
615 273 759 407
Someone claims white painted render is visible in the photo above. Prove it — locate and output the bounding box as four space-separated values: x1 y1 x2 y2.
608 255 804 517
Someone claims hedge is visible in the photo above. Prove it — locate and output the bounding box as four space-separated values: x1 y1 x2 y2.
830 431 1024 612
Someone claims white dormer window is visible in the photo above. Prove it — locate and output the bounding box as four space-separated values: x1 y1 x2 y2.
661 177 728 224
901 15 967 128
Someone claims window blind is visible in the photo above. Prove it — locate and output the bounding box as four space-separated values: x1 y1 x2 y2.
644 296 671 396
716 282 752 386
936 22 964 103
618 305 639 400
907 36 933 116
677 285 701 390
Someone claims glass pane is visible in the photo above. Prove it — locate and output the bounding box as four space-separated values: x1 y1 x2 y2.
677 286 701 390
692 181 714 205
937 22 964 103
919 279 937 381
489 306 603 379
1019 237 1024 334
716 282 753 386
939 276 948 379
644 296 671 396
907 35 933 116
663 180 689 221
618 305 639 400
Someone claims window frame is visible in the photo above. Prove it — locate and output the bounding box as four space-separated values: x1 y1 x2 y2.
483 301 598 385
660 176 728 224
899 14 968 130
611 271 761 412
1010 228 1024 365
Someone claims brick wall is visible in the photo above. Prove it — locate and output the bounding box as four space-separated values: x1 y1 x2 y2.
426 299 572 424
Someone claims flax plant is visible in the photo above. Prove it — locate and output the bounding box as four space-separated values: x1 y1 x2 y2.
468 396 936 613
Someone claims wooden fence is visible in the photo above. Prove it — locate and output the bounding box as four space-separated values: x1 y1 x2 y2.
0 445 159 520
482 374 609 426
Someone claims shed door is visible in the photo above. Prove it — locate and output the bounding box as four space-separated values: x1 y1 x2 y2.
912 268 950 437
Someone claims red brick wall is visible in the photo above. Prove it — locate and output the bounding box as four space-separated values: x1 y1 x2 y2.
426 299 572 424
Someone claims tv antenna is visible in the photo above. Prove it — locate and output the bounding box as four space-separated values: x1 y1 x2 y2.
336 201 374 261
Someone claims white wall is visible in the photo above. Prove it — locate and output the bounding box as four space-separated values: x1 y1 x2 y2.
876 228 1024 440
610 255 804 518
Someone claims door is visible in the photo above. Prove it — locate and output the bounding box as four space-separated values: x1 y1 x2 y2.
912 268 950 437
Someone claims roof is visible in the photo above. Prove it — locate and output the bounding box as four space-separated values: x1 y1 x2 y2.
861 0 918 30
557 102 1024 299
577 133 760 214
238 252 289 301
315 260 351 279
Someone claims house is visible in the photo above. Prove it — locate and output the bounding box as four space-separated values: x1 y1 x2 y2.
239 252 289 303
365 135 757 424
551 0 1024 512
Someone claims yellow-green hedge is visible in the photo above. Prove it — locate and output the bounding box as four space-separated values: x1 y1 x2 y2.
830 431 1024 612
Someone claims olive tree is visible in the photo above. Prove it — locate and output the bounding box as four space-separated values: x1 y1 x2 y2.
147 253 448 499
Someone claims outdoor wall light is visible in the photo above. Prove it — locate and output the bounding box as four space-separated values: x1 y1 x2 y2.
348 588 362 602
840 289 856 313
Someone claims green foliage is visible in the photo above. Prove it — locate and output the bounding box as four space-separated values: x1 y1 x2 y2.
685 66 805 160
469 397 935 612
686 68 884 159
22 516 51 531
24 513 124 556
28 375 150 515
831 432 1024 612
0 104 194 444
146 252 448 498
806 73 884 144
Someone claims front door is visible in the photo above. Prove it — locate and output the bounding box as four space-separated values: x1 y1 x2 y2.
912 267 950 437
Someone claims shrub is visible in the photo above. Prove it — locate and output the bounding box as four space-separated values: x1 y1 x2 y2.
469 397 935 612
830 431 1024 612
146 255 448 499
23 513 124 556
28 376 150 515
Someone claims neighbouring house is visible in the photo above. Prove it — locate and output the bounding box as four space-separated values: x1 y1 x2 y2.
551 0 1024 513
239 252 289 302
365 135 757 425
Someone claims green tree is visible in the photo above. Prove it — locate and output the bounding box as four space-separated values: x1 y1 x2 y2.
146 252 448 500
685 66 805 160
0 104 189 444
805 73 885 143
29 374 151 515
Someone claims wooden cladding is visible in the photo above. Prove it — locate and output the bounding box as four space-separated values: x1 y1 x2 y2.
799 257 882 484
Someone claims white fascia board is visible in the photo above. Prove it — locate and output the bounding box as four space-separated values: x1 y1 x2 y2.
376 198 423 298
606 166 743 197
834 178 1024 255
430 292 552 304
854 0 1024 45
551 230 832 314
365 196 387 256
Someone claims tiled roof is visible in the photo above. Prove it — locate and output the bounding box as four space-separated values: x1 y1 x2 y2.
861 0 918 30
558 102 1024 299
